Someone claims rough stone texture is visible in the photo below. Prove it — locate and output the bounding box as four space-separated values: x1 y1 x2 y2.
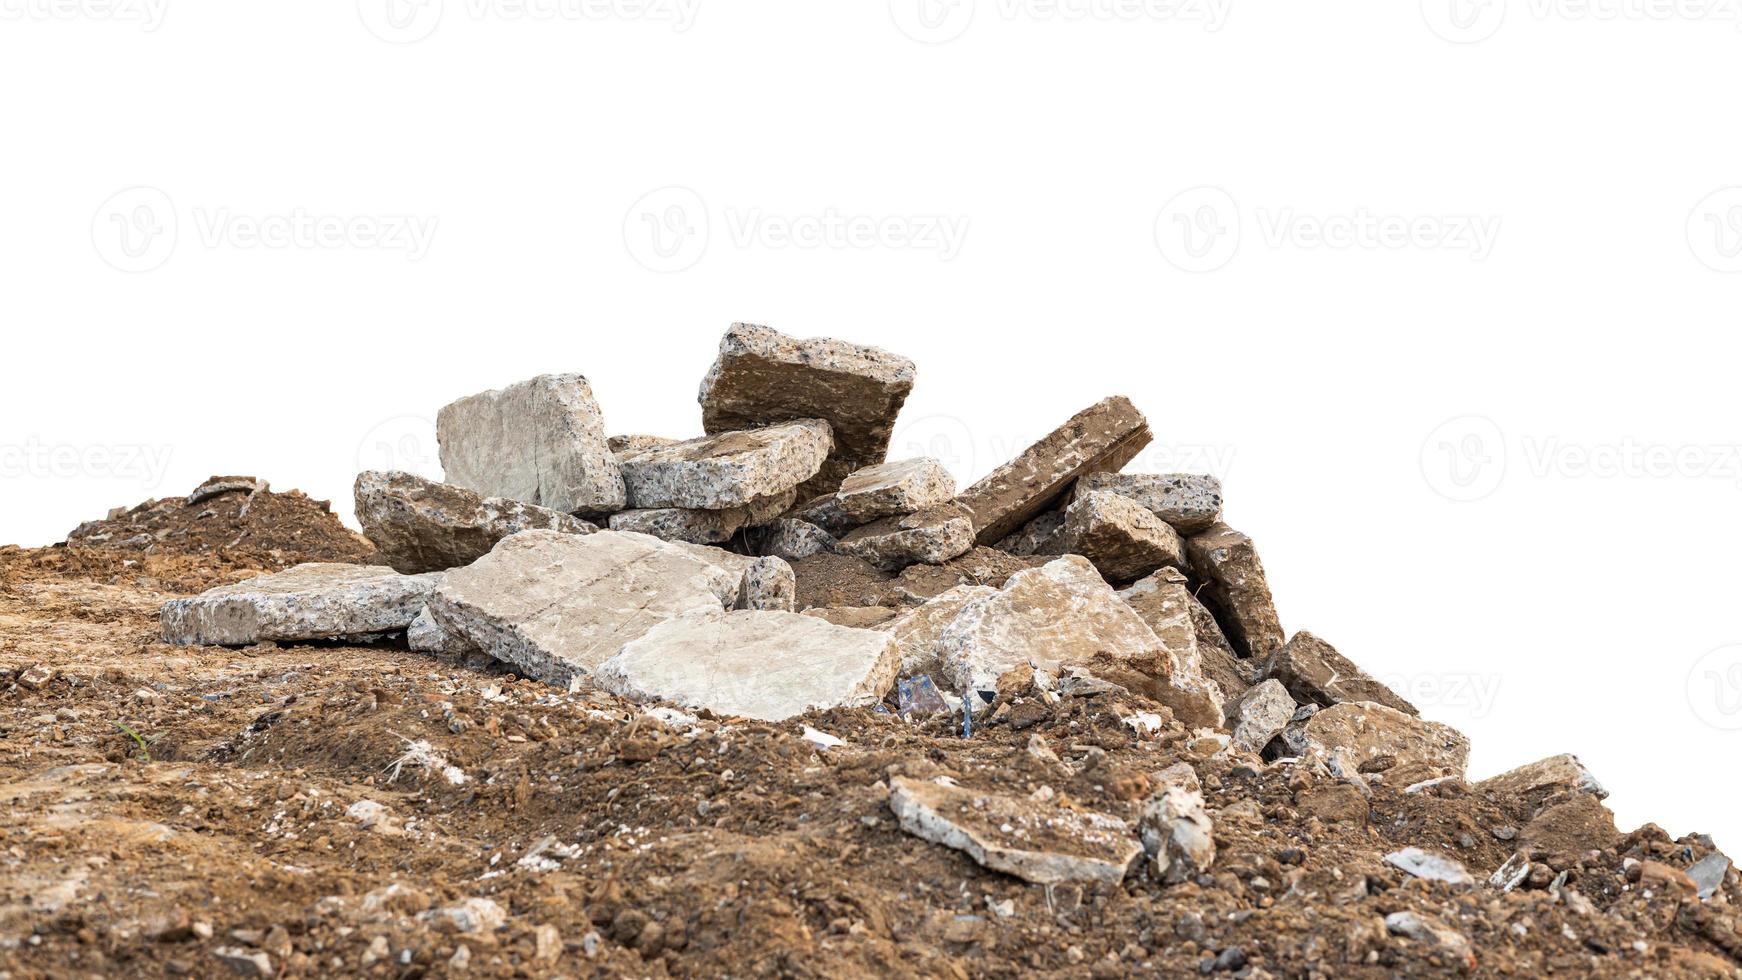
1185 522 1285 660
953 396 1152 546
608 507 743 546
1473 754 1607 807
749 518 837 561
186 475 267 507
1226 679 1297 754
424 530 736 690
608 434 678 460
1139 780 1216 885
736 556 796 612
800 606 899 629
934 555 1174 694
1061 489 1186 583
161 564 440 646
1384 848 1475 887
836 503 974 572
995 510 1066 557
789 494 858 536
407 606 482 659
437 373 626 514
834 458 956 521
1520 794 1622 857
355 470 596 574
1302 702 1471 780
881 584 997 679
617 419 833 511
698 323 917 498
1073 472 1224 534
889 548 1053 605
887 776 1142 886
1264 631 1417 717
1687 853 1731 901
1118 567 1254 705
594 609 900 722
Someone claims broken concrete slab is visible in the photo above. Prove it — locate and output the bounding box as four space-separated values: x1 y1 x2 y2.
424 530 736 690
1264 631 1417 717
736 556 796 612
1061 489 1186 582
698 323 917 497
1185 522 1285 659
608 434 678 461
836 503 975 572
1117 567 1254 706
1302 702 1470 779
617 419 833 511
594 608 899 722
1473 754 1607 806
995 509 1066 557
887 776 1142 885
608 507 744 545
749 518 837 561
835 457 956 521
161 564 440 646
437 373 626 514
953 396 1152 546
1139 780 1216 885
355 470 596 574
882 584 997 678
1073 472 1223 534
1226 679 1296 754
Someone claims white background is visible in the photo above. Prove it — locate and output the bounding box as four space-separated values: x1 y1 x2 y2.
4 1 1741 852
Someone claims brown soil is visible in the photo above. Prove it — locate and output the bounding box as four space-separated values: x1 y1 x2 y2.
2 543 1740 978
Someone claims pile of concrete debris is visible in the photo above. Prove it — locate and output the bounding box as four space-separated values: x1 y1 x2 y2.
154 323 1715 904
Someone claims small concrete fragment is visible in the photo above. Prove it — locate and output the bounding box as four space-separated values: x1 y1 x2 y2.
425 530 736 690
608 507 743 545
995 509 1066 556
1474 754 1607 805
355 470 596 574
749 518 837 561
882 584 997 678
161 564 440 646
1264 631 1417 716
1688 853 1731 901
407 606 483 659
1185 522 1285 659
1073 472 1223 534
1384 912 1473 964
1226 679 1296 754
836 503 975 572
887 776 1142 886
1061 489 1186 582
835 457 956 521
1139 779 1216 884
437 373 626 514
1302 702 1471 780
736 556 796 612
953 396 1153 546
617 419 833 511
1384 847 1475 886
594 609 900 722
699 323 917 496
1119 567 1254 705
186 475 267 507
789 493 858 536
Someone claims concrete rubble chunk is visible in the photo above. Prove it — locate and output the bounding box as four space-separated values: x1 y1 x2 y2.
836 503 975 572
186 475 268 507
1474 754 1607 803
608 507 744 545
1264 631 1417 717
935 555 1183 696
1519 794 1621 856
953 396 1153 546
1119 567 1253 705
355 470 597 574
995 510 1066 556
882 584 997 678
1688 853 1731 901
835 457 956 521
437 373 626 514
699 323 917 497
1139 778 1216 884
608 434 678 460
161 564 440 646
749 518 837 561
1384 847 1475 886
617 419 833 511
424 530 736 690
1227 679 1297 754
1384 912 1473 963
887 776 1143 885
789 493 858 536
1061 489 1186 582
408 606 483 659
594 608 900 722
1302 702 1470 780
1073 472 1224 534
1185 522 1285 659
736 556 796 612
